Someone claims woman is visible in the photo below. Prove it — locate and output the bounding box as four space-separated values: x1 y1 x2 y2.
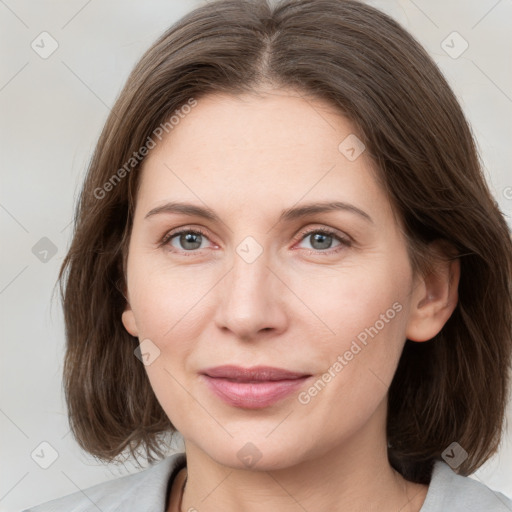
24 0 512 510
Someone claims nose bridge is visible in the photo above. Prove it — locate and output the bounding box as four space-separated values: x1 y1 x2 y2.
227 238 272 311
214 235 286 338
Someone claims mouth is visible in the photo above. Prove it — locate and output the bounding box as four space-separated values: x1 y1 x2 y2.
199 365 312 409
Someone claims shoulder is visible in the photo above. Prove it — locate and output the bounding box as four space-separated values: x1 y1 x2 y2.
421 460 512 511
21 452 187 512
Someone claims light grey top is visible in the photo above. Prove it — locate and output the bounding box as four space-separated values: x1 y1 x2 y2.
22 452 512 511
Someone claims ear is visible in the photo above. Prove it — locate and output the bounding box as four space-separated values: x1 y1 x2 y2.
122 303 139 338
118 267 139 338
405 240 460 342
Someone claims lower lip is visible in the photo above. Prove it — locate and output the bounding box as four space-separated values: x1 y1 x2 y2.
201 375 311 409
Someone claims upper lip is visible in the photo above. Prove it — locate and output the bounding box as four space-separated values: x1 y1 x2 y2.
200 365 310 381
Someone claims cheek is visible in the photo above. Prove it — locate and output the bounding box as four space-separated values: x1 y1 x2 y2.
127 253 214 340
293 286 407 442
127 259 208 429
293 258 411 398
294 260 408 341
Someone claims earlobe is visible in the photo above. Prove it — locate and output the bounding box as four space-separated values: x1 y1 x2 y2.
122 306 139 337
405 241 460 342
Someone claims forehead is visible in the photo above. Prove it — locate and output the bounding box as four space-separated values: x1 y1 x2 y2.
147 89 354 164
135 89 390 224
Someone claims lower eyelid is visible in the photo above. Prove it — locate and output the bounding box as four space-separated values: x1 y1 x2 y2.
297 240 350 256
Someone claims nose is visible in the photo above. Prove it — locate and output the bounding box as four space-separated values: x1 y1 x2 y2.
213 244 288 342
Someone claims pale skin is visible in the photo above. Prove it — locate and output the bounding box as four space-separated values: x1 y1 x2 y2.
121 87 460 512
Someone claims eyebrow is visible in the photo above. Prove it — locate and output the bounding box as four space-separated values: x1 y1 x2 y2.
144 200 373 224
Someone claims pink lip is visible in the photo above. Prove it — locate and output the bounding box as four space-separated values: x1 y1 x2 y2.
200 365 311 409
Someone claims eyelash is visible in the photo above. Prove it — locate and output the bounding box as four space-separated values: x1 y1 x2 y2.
159 226 352 256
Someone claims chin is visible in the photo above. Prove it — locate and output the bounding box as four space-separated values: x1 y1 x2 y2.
191 433 310 472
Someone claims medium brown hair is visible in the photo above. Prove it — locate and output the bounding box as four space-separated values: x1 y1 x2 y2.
58 0 512 484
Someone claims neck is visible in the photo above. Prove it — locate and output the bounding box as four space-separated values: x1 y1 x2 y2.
176 403 428 512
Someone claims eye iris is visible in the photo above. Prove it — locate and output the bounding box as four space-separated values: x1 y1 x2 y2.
310 232 332 250
180 232 202 250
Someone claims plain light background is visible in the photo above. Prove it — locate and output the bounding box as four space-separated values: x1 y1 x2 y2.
1 0 511 510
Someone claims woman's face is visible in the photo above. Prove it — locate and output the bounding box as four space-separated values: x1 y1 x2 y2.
122 88 437 470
